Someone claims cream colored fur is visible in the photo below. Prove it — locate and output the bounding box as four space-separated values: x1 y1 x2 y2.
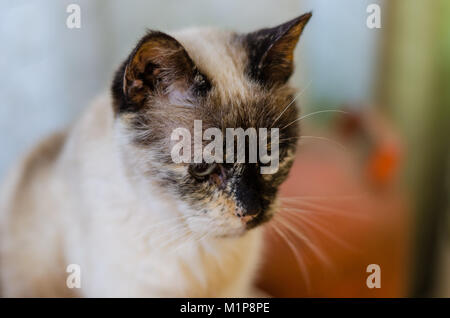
0 29 265 297
0 94 263 297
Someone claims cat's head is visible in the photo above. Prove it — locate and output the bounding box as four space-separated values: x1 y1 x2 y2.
111 13 311 237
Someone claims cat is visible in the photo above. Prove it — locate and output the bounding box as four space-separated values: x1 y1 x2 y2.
0 13 311 297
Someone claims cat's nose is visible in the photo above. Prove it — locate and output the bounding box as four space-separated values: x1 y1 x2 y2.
234 168 264 220
235 207 261 223
240 214 256 223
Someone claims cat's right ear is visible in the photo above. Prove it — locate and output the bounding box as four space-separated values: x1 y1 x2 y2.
112 31 210 113
243 13 312 87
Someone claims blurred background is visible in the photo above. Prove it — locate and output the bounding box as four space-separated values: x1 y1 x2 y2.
0 0 449 297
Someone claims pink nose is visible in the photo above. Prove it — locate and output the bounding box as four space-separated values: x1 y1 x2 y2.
240 215 256 223
235 209 257 223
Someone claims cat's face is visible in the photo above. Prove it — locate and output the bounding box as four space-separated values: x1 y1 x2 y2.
112 13 311 237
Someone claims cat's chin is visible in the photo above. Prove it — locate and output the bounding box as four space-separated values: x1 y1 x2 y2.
208 221 267 239
203 226 248 239
214 229 248 239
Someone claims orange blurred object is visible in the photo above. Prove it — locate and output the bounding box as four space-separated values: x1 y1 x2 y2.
367 143 400 188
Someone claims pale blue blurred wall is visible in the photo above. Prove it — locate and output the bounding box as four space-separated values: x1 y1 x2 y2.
0 0 382 179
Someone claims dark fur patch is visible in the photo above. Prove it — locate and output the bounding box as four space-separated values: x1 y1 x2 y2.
240 12 312 86
111 31 211 114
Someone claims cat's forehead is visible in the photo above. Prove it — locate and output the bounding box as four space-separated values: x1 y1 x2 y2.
169 28 298 129
170 28 255 102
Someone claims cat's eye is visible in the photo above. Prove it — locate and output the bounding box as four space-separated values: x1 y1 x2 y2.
189 163 218 180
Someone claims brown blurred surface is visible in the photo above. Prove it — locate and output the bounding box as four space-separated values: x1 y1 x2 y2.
257 113 411 297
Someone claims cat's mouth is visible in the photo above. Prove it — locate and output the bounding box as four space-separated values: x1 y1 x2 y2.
218 212 272 238
194 212 272 238
231 203 274 231
245 210 274 230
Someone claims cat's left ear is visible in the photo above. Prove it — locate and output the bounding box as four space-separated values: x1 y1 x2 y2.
243 12 312 86
112 31 210 113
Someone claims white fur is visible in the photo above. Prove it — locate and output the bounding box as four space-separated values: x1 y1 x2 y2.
0 28 271 297
0 94 263 297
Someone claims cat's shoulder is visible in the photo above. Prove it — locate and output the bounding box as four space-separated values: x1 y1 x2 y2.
0 130 68 214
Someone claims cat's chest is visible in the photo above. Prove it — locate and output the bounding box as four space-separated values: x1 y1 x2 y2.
90 220 262 297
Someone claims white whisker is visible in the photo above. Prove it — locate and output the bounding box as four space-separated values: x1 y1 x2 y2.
271 219 311 291
134 214 193 240
287 211 356 252
281 194 366 202
298 135 347 151
281 201 370 221
277 213 333 269
271 80 312 128
281 109 351 130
